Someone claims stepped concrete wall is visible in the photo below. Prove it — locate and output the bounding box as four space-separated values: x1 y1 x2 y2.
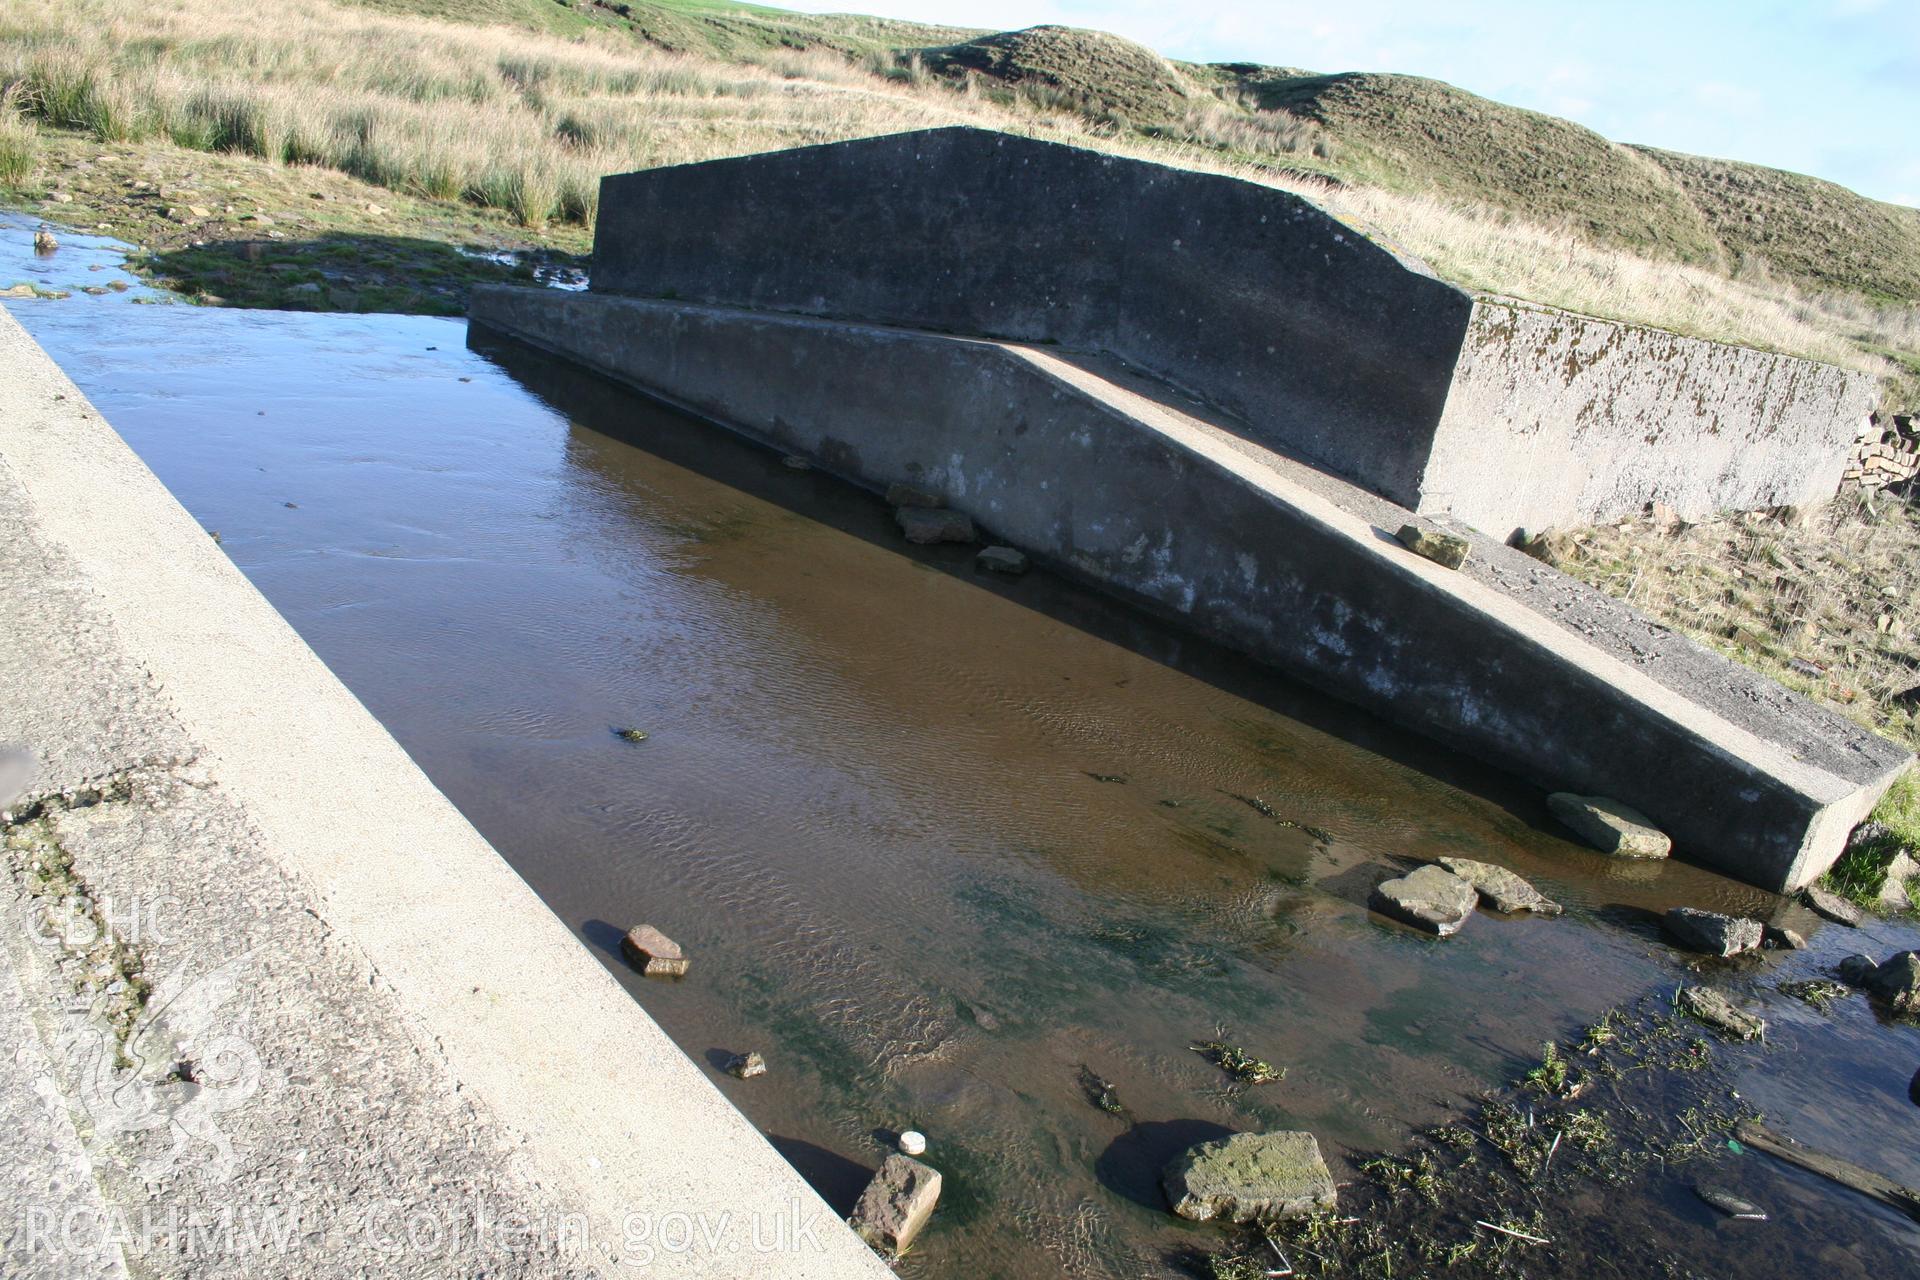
589 127 1877 537
468 286 1911 893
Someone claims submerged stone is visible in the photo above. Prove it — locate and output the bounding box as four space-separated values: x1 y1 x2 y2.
976 545 1030 575
1162 1130 1337 1224
1394 523 1469 569
849 1154 941 1257
1370 864 1477 937
1801 885 1861 926
895 505 975 545
1548 792 1672 859
1437 856 1562 915
1695 1184 1767 1220
620 924 688 977
1664 907 1763 957
1679 986 1765 1040
724 1051 766 1079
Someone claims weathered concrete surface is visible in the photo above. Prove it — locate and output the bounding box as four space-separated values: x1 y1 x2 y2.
1425 299 1878 540
587 126 1874 534
0 305 888 1278
466 288 1909 892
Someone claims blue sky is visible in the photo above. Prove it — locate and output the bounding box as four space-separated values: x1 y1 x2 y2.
784 0 1919 206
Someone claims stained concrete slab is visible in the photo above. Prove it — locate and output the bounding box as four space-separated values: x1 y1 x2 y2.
468 287 1910 893
0 304 890 1278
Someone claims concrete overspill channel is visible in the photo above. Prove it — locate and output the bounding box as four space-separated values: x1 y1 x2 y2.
1 188 1919 1278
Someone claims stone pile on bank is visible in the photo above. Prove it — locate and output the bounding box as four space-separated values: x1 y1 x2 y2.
1842 413 1920 492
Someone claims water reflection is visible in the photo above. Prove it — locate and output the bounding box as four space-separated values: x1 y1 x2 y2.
8 284 1916 1277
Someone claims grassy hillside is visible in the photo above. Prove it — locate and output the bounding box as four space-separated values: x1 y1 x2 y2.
0 0 1914 391
918 25 1197 124
1226 70 1729 267
1638 146 1920 302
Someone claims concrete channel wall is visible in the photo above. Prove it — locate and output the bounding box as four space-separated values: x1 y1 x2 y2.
590 127 1878 537
468 287 1911 893
0 305 890 1280
1428 299 1878 539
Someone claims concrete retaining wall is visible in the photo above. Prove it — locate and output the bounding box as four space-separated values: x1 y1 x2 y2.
589 127 1877 536
469 286 1911 893
1427 300 1877 538
593 126 1473 507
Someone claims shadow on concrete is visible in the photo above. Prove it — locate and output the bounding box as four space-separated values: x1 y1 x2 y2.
464 327 1578 849
765 1135 874 1217
1093 1118 1234 1211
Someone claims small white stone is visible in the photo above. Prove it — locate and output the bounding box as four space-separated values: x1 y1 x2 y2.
898 1130 926 1156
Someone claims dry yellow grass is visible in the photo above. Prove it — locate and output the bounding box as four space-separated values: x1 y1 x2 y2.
1 0 1915 378
1554 493 1920 751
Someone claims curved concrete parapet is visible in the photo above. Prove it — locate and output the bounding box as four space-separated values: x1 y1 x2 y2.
0 304 891 1279
587 127 1877 538
468 286 1910 893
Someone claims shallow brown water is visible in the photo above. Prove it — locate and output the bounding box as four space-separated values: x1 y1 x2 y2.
10 234 1919 1276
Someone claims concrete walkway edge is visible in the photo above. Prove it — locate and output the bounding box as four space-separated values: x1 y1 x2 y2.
0 305 890 1278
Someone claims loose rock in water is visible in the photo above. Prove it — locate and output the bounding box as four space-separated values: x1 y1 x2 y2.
1370 864 1478 936
724 1051 766 1079
1695 1184 1767 1220
1679 986 1765 1040
1437 856 1562 915
1664 907 1763 957
849 1154 941 1257
1548 792 1672 859
1801 885 1862 926
1162 1130 1337 1223
620 924 688 977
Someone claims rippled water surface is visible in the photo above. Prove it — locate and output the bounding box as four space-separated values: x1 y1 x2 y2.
8 219 1919 1277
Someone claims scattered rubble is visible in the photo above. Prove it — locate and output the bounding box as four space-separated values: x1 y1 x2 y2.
1841 413 1920 492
